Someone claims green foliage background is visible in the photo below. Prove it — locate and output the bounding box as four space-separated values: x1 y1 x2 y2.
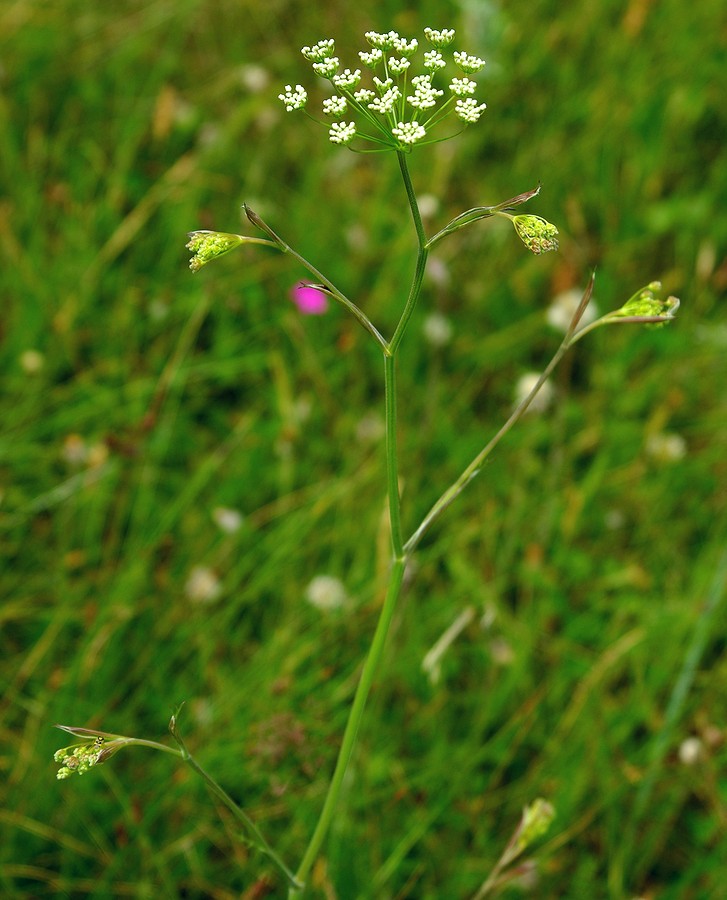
1 1 726 897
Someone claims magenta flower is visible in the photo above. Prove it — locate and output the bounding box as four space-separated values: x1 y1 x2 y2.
291 282 329 315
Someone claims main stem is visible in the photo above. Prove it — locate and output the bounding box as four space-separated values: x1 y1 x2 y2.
291 153 426 894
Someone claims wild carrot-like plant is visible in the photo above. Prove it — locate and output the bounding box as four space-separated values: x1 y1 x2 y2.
55 26 678 895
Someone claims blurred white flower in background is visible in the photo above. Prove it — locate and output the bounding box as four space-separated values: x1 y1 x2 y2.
356 411 385 444
514 372 554 413
547 287 599 333
305 575 349 611
20 349 45 374
422 311 453 347
645 431 687 463
678 736 703 766
212 507 244 533
185 566 222 604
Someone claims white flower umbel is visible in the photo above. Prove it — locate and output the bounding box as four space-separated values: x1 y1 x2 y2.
359 48 383 67
332 68 361 89
423 50 446 70
388 56 411 75
368 86 401 114
323 96 348 116
329 121 357 144
455 98 487 123
312 57 339 78
281 26 488 152
453 51 486 73
424 27 455 47
408 74 443 110
278 84 307 111
392 121 426 145
301 40 335 62
392 36 418 56
449 77 477 96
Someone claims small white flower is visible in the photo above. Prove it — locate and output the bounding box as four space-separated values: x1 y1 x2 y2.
332 68 361 89
355 412 386 444
373 76 393 92
547 288 599 333
416 193 440 218
678 736 703 766
212 506 244 533
329 121 356 144
312 57 339 78
422 312 453 347
489 637 515 666
368 86 401 114
407 74 443 110
454 97 487 123
323 95 348 116
364 31 388 49
449 77 477 96
392 36 418 56
301 40 335 62
392 121 426 145
453 51 486 73
353 88 375 103
185 566 221 604
423 50 446 70
278 84 307 111
387 56 410 74
645 432 687 462
424 27 455 47
305 575 349 611
20 349 44 374
62 434 88 467
238 64 269 93
514 372 554 413
359 48 383 67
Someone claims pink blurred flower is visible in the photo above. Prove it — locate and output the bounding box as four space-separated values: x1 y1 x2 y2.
291 282 328 315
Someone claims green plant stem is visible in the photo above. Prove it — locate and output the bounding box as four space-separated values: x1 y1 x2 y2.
243 204 387 351
291 151 428 894
389 152 428 354
168 716 302 890
385 353 404 557
291 557 407 893
405 338 570 554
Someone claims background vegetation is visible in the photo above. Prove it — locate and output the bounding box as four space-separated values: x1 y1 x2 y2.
1 0 725 897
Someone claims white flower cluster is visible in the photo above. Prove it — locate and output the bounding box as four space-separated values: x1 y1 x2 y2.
278 83 307 111
280 27 487 150
323 96 348 116
408 74 444 110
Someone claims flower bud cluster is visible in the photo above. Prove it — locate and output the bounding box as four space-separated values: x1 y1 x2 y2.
54 736 107 780
279 27 487 151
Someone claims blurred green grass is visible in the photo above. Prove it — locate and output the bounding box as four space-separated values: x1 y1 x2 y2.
1 0 726 897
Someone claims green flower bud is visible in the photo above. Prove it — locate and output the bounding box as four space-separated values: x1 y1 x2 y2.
186 230 246 272
513 798 556 854
53 736 107 779
611 281 679 322
511 215 559 254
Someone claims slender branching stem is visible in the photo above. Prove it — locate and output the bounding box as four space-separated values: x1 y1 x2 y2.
405 340 570 554
291 151 428 894
385 353 405 558
168 715 303 890
389 153 428 355
244 204 388 351
291 557 407 893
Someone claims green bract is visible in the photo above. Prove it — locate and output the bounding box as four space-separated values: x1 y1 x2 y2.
278 27 488 152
